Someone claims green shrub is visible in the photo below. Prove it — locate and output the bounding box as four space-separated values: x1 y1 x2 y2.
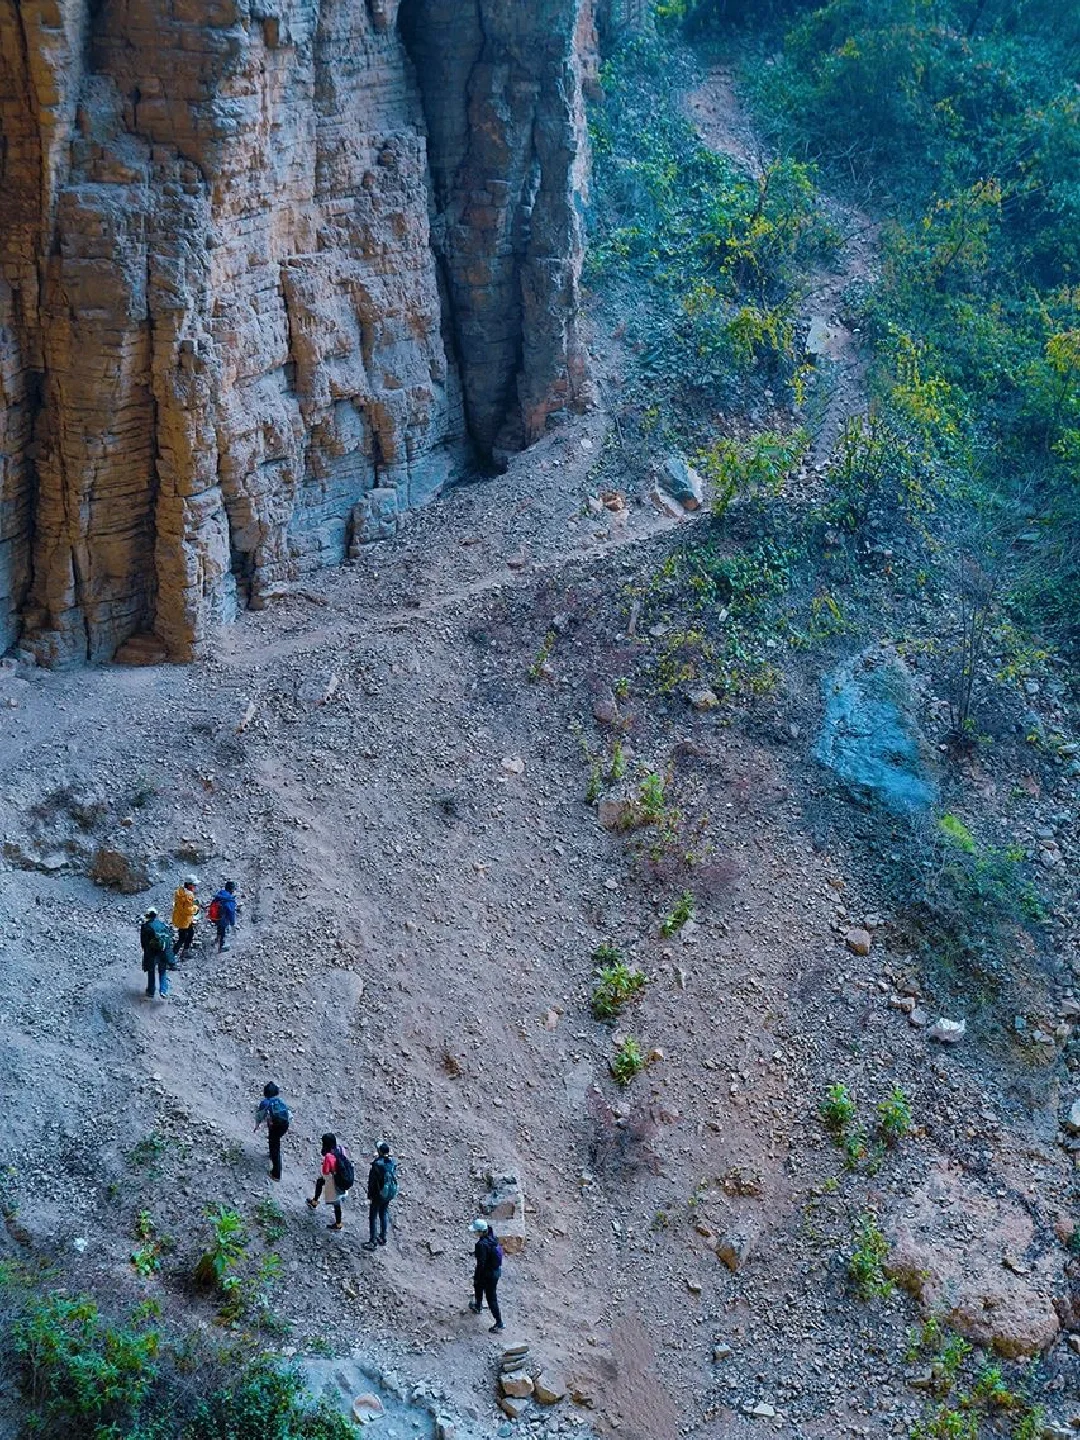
588 28 835 414
611 1038 646 1086
697 428 809 519
11 1294 160 1438
185 1360 357 1440
592 957 647 1021
877 1085 913 1147
193 1206 247 1293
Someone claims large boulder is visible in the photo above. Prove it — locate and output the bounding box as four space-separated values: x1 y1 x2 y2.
815 650 937 812
661 455 704 511
885 1160 1062 1357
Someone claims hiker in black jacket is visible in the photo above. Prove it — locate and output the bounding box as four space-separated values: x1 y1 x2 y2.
362 1141 397 1251
468 1220 504 1332
140 909 176 999
253 1081 291 1181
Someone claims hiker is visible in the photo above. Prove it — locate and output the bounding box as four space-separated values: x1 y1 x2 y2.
306 1133 354 1230
171 877 199 960
254 1082 291 1181
139 908 176 999
362 1141 398 1251
469 1219 504 1332
208 880 238 952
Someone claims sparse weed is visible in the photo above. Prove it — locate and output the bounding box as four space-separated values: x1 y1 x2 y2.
939 813 977 854
819 1082 856 1138
842 1126 869 1171
970 1365 1019 1409
614 677 631 700
130 1210 163 1278
1011 1408 1045 1440
611 1038 646 1087
659 890 695 936
639 772 668 822
126 1132 169 1173
609 740 627 781
586 765 603 805
848 1213 893 1300
254 1197 287 1245
937 1334 973 1389
910 1407 978 1440
528 630 556 681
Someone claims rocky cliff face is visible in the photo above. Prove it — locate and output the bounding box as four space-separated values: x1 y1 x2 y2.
0 0 592 664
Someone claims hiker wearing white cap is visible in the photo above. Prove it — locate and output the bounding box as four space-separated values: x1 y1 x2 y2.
139 909 176 999
468 1219 504 1332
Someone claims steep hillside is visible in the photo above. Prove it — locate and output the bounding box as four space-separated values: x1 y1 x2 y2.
1 4 1079 1440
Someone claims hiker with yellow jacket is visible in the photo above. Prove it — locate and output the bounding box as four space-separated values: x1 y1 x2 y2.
171 877 200 960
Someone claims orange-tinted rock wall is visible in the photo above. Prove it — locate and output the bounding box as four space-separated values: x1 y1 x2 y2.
0 0 591 663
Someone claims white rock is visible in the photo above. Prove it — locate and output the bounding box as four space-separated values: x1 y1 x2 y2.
927 1017 966 1044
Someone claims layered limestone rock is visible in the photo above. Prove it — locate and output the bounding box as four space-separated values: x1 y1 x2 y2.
0 0 593 663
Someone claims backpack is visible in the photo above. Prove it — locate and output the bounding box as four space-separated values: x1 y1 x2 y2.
332 1146 355 1191
142 920 168 958
379 1158 398 1204
208 897 223 923
265 1097 291 1126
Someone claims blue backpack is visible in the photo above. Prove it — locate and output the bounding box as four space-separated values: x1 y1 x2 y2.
379 1158 398 1203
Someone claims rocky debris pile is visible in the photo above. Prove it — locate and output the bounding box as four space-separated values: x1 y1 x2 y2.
652 455 705 514
496 1344 567 1422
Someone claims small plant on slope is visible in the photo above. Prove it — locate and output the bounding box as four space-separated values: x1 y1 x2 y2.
848 1212 894 1300
819 1082 856 1138
878 1085 913 1147
611 1038 646 1087
660 890 695 936
591 952 647 1022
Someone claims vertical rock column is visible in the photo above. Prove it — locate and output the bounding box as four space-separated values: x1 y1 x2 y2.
399 0 593 463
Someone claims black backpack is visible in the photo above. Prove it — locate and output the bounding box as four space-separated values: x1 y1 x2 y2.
333 1146 355 1191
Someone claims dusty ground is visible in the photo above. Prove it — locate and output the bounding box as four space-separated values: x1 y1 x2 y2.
2 60 1080 1440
